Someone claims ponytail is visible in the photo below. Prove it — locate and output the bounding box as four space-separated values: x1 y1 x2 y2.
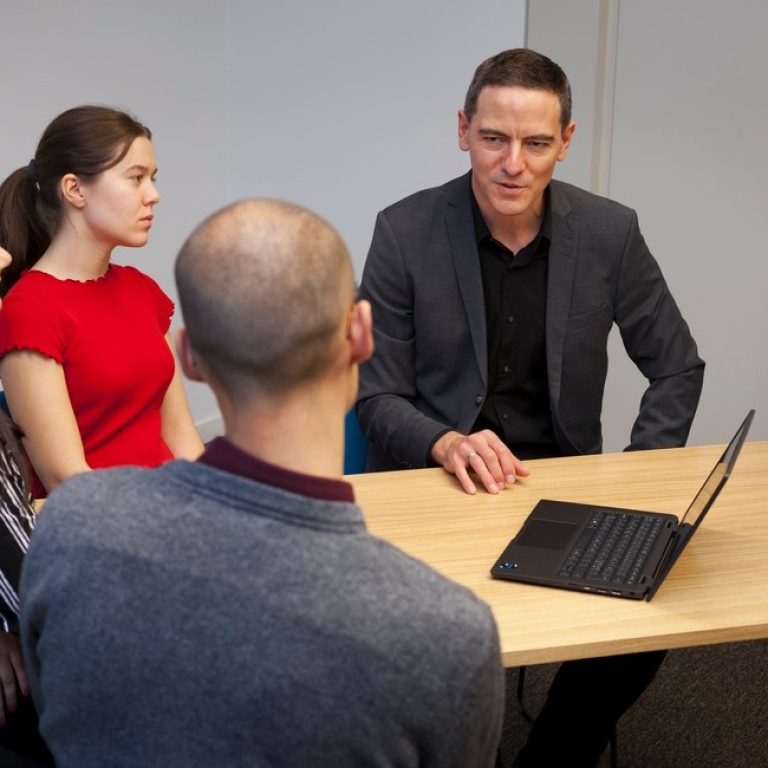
0 168 49 297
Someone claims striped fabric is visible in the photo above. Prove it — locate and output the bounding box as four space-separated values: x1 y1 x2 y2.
0 445 35 634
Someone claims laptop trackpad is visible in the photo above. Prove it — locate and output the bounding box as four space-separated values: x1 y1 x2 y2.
516 519 578 550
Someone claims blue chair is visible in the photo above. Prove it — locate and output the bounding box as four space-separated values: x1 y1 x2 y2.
343 408 369 475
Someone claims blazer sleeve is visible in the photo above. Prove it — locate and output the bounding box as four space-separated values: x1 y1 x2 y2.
357 211 456 469
612 210 705 450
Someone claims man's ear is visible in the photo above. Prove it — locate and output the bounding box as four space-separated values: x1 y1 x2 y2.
174 328 205 382
457 109 471 152
60 173 87 209
557 121 576 162
348 300 374 365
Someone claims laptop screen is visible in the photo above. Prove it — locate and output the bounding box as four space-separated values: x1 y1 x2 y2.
679 409 754 531
647 409 755 599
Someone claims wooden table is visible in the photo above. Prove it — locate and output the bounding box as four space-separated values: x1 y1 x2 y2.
348 442 768 667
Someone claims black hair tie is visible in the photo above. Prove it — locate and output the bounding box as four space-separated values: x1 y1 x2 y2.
26 159 38 184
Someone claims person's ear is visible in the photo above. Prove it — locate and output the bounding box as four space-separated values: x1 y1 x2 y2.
458 109 471 152
348 300 373 365
174 328 205 382
557 121 576 162
60 173 86 209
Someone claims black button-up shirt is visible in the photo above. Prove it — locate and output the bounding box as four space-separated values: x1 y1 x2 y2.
470 191 560 460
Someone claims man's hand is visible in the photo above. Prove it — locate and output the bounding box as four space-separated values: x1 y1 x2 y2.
0 631 29 725
431 429 530 495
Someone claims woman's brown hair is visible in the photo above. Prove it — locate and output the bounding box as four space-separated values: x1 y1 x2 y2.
0 105 152 296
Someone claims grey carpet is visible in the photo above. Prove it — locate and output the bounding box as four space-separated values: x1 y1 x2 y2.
499 639 768 767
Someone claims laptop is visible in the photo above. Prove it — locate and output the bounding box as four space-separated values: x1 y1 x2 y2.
490 410 755 601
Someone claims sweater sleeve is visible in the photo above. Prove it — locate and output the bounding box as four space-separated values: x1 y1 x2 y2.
433 604 505 768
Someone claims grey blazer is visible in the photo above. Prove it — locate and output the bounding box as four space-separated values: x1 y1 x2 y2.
357 173 705 471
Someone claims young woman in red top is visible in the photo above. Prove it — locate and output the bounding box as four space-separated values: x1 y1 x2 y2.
0 106 204 497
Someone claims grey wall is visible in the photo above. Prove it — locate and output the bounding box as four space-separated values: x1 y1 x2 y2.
7 1 755 452
225 0 527 274
528 0 768 449
1 0 526 437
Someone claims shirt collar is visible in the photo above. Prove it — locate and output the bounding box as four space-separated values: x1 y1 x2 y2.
470 183 553 250
198 437 355 504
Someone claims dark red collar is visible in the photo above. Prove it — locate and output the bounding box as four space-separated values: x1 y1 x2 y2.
198 437 355 503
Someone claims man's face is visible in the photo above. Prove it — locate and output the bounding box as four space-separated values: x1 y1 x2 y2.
458 86 575 229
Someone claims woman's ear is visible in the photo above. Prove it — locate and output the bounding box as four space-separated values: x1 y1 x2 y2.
60 173 86 209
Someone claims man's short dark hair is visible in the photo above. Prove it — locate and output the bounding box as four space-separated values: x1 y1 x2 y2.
463 48 572 130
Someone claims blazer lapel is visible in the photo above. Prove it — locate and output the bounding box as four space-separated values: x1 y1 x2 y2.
445 175 487 388
546 181 577 406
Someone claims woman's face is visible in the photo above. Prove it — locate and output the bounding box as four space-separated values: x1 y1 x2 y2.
78 136 161 250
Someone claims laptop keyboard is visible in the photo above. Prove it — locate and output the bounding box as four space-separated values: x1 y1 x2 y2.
558 510 666 585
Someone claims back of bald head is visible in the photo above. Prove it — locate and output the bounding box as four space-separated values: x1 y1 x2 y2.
175 199 355 396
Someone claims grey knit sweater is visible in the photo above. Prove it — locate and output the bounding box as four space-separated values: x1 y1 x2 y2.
21 459 503 767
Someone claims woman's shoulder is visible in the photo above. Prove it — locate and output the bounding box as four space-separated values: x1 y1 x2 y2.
109 264 166 294
108 264 174 325
0 271 68 320
4 269 53 295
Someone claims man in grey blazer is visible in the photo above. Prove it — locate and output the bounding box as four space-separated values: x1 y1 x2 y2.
357 49 704 767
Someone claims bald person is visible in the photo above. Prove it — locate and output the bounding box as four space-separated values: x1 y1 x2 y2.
19 199 504 768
